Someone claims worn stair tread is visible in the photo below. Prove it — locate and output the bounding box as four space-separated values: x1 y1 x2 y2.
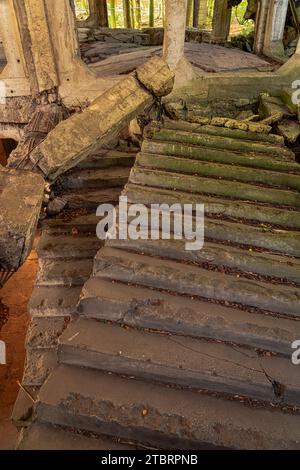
141 141 300 173
94 248 300 316
37 233 102 259
147 128 295 160
17 422 133 450
78 278 299 356
162 119 285 145
61 167 131 189
137 152 300 191
59 318 300 405
107 238 300 284
124 184 300 230
130 168 300 208
61 187 122 209
37 258 93 287
44 213 99 233
36 364 300 449
29 286 81 317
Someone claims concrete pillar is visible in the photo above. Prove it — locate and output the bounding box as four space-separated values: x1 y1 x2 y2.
211 0 232 44
263 0 289 58
163 0 188 70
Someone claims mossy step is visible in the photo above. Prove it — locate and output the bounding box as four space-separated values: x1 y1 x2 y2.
107 238 300 283
130 168 300 209
137 153 300 191
59 318 300 405
141 141 300 173
36 364 300 449
61 167 131 190
94 248 300 316
148 128 295 160
162 119 285 145
124 183 300 230
79 278 298 356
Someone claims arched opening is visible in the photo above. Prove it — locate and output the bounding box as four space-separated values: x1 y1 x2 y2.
0 138 17 167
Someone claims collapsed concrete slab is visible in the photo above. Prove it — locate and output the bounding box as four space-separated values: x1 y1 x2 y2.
0 168 44 273
27 57 174 181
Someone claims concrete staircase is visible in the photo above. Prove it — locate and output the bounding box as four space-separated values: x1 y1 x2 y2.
12 147 136 434
18 117 300 449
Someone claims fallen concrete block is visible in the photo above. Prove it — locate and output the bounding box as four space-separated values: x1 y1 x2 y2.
0 168 44 272
28 57 174 181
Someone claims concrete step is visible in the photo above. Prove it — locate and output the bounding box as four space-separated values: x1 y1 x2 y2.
37 258 93 287
130 168 300 208
147 127 295 160
124 184 300 230
17 422 134 450
107 238 300 284
22 348 57 388
137 152 300 191
94 248 300 316
61 187 122 210
76 149 136 170
61 167 131 190
59 318 300 405
162 119 285 145
78 278 299 356
37 233 102 259
29 286 81 317
141 140 300 173
36 364 300 449
26 317 69 350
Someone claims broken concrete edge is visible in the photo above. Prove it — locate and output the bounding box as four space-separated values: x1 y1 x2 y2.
0 168 45 271
28 57 174 182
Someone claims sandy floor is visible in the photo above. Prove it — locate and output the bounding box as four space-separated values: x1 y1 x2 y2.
0 247 38 450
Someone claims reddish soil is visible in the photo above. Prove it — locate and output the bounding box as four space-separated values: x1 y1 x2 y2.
0 246 38 449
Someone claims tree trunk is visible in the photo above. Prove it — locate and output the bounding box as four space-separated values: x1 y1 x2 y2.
110 0 117 27
186 0 193 27
193 0 200 27
123 0 132 28
134 0 141 29
149 0 155 27
96 0 109 27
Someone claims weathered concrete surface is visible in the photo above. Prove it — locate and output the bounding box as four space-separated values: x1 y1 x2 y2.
28 57 174 181
0 168 44 271
36 364 300 450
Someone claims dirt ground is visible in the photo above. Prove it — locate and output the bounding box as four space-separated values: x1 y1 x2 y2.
0 245 38 450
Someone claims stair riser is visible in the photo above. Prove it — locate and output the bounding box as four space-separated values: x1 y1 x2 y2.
94 254 300 316
148 130 294 159
59 345 299 406
107 239 300 284
130 168 300 208
137 153 300 191
142 141 299 173
124 184 300 230
37 404 217 450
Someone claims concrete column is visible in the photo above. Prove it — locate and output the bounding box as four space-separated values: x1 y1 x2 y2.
211 0 232 44
163 0 188 70
263 0 289 58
